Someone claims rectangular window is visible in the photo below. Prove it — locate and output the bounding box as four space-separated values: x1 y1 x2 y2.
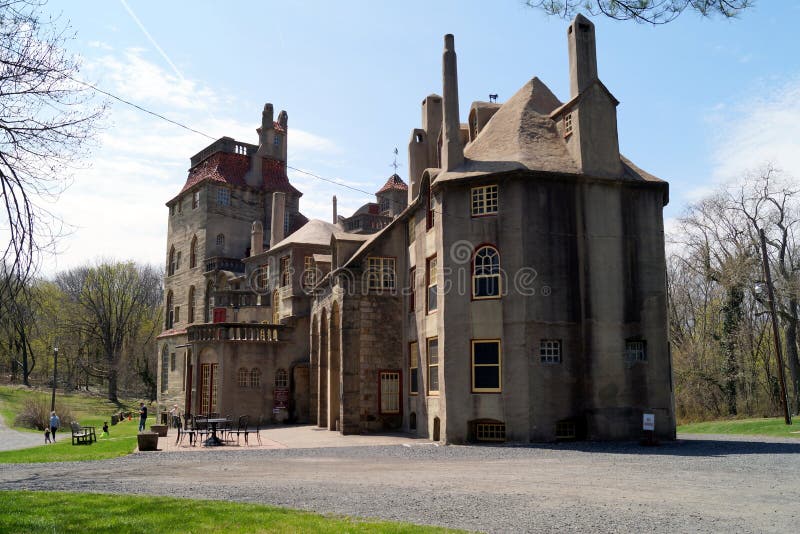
174 306 180 324
540 339 562 364
426 256 437 313
192 191 200 209
367 257 396 291
200 363 211 415
476 422 506 442
427 337 439 394
407 220 415 244
409 342 419 395
625 340 647 362
471 185 498 216
426 190 435 230
379 371 401 414
161 351 169 393
408 268 416 311
564 112 574 137
280 256 290 287
216 187 230 206
472 340 501 393
302 256 315 288
170 352 176 372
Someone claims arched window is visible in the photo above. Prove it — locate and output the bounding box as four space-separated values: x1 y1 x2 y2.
168 246 176 276
187 286 195 324
275 368 288 388
473 245 501 299
237 367 249 388
190 235 197 268
216 233 225 249
250 368 261 388
272 289 280 324
165 290 174 329
161 346 169 392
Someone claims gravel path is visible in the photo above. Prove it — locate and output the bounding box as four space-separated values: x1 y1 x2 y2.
0 413 44 451
1 434 798 533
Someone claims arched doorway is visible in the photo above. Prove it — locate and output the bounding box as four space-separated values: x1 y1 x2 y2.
318 308 328 428
328 301 341 432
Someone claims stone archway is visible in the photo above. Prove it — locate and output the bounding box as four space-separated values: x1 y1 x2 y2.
318 308 328 428
328 301 341 432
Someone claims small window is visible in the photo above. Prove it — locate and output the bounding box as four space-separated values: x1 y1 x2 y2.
217 187 230 206
168 246 176 276
472 340 501 393
407 220 415 244
237 367 249 388
366 257 396 291
427 337 439 395
625 340 647 362
380 371 401 414
165 291 174 329
408 268 416 311
379 196 390 214
476 422 506 442
564 112 573 137
280 256 290 287
275 368 288 388
174 306 180 324
176 251 181 271
471 185 498 216
189 235 197 268
540 340 562 364
216 233 225 248
187 286 195 324
426 256 437 313
556 420 576 440
409 342 419 395
192 191 200 209
426 186 435 230
473 246 501 299
161 347 169 393
274 134 281 147
302 256 315 288
250 368 262 388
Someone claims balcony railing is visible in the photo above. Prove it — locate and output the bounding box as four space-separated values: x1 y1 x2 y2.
204 256 245 274
187 322 282 343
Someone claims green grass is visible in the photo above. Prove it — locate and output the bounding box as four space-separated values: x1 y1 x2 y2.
0 491 460 534
678 417 800 439
0 385 146 463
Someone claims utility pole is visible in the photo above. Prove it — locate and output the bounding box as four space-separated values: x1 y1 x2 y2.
50 343 58 413
759 228 792 425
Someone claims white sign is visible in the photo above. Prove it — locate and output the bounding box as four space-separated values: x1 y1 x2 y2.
643 413 655 431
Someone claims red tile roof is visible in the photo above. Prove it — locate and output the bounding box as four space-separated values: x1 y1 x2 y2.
257 121 286 135
376 173 408 194
176 152 300 199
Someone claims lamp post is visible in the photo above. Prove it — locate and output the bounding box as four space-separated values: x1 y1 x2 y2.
50 342 59 413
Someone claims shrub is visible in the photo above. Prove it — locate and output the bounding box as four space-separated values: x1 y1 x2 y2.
14 397 74 431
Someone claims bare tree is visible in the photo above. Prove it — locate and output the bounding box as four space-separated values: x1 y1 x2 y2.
56 261 162 402
525 1 753 24
0 0 105 302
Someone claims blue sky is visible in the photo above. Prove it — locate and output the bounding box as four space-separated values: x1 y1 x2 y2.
38 0 800 272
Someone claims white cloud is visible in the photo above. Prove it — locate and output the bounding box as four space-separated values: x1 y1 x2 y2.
43 47 341 275
711 77 800 182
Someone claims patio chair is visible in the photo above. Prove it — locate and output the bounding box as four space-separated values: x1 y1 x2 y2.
229 415 249 445
242 416 262 446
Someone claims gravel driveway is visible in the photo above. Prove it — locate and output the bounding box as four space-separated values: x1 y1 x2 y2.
1 434 798 533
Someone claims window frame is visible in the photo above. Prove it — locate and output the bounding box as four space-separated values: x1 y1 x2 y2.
237 367 249 388
279 256 291 288
409 341 419 395
471 339 502 393
426 255 437 314
275 368 288 388
470 185 499 217
366 256 396 292
249 367 262 388
564 112 574 137
625 339 647 363
378 370 402 415
427 337 439 396
192 190 200 209
187 286 195 324
540 339 562 364
189 235 197 268
472 245 501 300
408 267 416 312
168 246 176 276
216 187 230 206
302 256 315 288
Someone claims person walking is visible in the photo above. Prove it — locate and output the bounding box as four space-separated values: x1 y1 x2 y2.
49 411 60 442
138 402 147 432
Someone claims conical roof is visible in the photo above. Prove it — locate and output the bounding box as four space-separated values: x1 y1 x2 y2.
376 174 408 194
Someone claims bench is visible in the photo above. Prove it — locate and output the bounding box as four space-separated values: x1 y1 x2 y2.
70 421 97 445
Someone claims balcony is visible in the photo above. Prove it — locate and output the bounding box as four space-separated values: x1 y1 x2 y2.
204 256 245 274
187 322 283 343
190 137 258 167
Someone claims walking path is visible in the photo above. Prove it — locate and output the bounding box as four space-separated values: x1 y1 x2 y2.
0 413 44 452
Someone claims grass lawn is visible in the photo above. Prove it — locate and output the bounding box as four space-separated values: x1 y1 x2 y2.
0 385 147 463
678 417 800 439
0 491 460 534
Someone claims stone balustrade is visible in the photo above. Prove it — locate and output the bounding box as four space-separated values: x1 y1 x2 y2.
187 322 282 343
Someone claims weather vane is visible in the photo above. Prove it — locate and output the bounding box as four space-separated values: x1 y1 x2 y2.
391 147 401 173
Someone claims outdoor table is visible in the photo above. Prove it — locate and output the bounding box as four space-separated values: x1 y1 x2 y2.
203 417 228 446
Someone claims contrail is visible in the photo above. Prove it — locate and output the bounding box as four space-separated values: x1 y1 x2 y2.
119 0 185 82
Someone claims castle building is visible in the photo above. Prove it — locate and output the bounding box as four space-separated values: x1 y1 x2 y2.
158 15 675 442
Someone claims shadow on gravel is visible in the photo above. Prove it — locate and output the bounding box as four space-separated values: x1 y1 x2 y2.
500 437 800 457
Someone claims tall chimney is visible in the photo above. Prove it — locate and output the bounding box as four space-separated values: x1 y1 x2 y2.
441 34 463 171
250 221 264 256
270 192 286 247
568 14 598 98
332 195 338 224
